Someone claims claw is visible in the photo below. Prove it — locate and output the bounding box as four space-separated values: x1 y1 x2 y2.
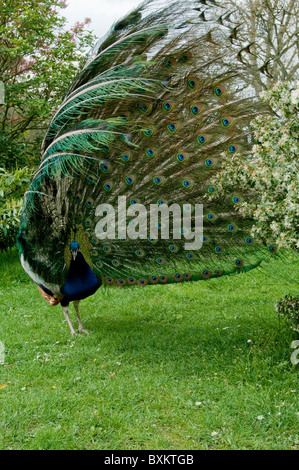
78 327 91 335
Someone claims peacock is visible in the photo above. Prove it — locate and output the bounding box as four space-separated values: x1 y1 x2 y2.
17 0 278 336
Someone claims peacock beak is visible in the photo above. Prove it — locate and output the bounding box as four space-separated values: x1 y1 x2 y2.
72 250 78 260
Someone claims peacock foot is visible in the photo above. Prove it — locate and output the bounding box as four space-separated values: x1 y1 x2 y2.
78 327 91 334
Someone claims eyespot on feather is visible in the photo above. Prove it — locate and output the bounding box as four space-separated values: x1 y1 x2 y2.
182 179 194 189
100 162 110 173
190 104 202 115
177 152 188 163
205 158 215 167
202 270 211 279
214 85 226 96
162 100 175 112
145 148 156 158
198 134 208 144
206 213 216 221
186 75 199 89
144 128 154 136
167 122 179 133
139 102 152 113
153 175 165 185
135 249 145 257
221 116 233 127
125 175 135 185
164 56 176 68
228 144 238 153
180 51 192 63
150 275 159 284
104 181 113 192
121 153 131 162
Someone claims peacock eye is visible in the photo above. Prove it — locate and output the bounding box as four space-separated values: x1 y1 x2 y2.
222 116 233 127
163 101 172 111
198 134 207 143
146 148 155 158
205 158 215 167
126 176 134 185
214 85 226 96
100 163 109 173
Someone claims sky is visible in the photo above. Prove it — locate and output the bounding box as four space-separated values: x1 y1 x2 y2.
62 0 143 40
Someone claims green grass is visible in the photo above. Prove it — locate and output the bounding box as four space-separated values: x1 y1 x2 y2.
0 249 298 450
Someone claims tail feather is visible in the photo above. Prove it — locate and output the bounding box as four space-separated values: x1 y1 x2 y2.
18 0 277 290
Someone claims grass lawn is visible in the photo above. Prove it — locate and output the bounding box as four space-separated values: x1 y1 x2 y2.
0 249 298 450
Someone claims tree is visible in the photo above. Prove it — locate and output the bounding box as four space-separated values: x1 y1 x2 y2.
210 81 299 250
0 0 96 169
227 0 299 91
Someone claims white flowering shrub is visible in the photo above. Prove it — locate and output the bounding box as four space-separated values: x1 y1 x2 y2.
211 82 299 250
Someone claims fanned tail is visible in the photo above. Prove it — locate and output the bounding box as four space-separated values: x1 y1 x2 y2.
17 0 278 291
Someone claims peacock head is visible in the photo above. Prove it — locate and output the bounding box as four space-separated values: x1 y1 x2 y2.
70 241 80 260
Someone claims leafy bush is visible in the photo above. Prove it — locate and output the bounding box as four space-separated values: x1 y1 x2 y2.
0 166 32 250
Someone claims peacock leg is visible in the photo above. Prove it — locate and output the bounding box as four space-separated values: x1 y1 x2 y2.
73 300 90 334
61 305 77 336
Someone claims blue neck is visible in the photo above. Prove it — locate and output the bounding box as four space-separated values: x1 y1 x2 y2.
61 252 100 301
